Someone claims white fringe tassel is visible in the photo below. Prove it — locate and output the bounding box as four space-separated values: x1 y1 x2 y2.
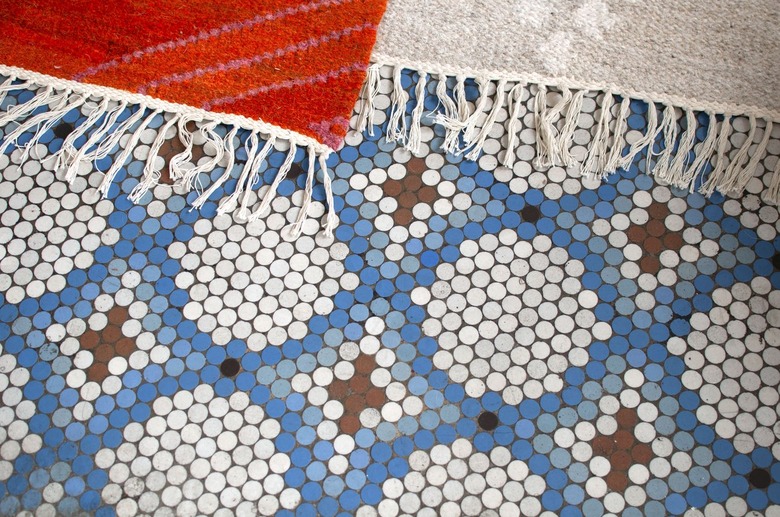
462 78 491 145
386 66 409 145
58 101 130 184
465 79 507 161
503 84 525 168
97 109 161 198
355 64 380 136
249 143 297 222
558 90 585 167
189 126 239 210
683 113 719 192
432 75 469 155
405 72 428 154
128 114 181 203
619 101 659 171
289 148 318 239
352 65 778 202
581 92 616 179
765 156 780 205
662 109 697 186
320 154 339 237
603 97 631 175
534 86 571 168
650 105 679 178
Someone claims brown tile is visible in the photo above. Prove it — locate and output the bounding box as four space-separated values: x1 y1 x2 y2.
398 192 417 209
639 255 660 274
407 157 427 174
349 375 369 393
80 330 100 350
87 362 109 382
402 175 422 192
616 407 638 429
286 163 305 180
102 324 122 344
344 395 365 413
108 306 129 325
631 443 653 464
383 180 403 197
644 236 662 254
418 186 437 204
94 344 115 363
339 415 360 434
626 226 647 244
606 471 628 492
328 379 349 399
354 354 376 375
394 208 413 226
663 232 683 251
614 430 634 449
115 337 135 357
365 387 386 408
592 436 615 456
611 450 632 471
646 219 666 238
647 202 669 220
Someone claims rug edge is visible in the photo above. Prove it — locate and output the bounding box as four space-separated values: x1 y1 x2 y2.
0 65 334 155
0 64 341 238
357 57 780 205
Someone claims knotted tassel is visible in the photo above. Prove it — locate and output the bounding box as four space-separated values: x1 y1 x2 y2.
320 154 338 237
405 72 428 154
97 109 161 198
218 131 261 216
558 90 585 167
682 113 718 192
503 84 525 168
462 78 491 145
128 114 181 203
699 116 733 196
581 91 615 178
663 109 697 188
619 101 660 171
249 143 298 222
465 79 507 161
190 127 240 210
289 147 318 239
603 97 631 174
650 105 679 178
386 66 409 144
355 64 381 136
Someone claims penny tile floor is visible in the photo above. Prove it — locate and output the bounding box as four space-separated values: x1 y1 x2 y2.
0 68 779 516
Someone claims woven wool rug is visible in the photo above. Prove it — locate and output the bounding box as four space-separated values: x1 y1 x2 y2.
357 0 780 205
0 0 386 236
1 2 780 517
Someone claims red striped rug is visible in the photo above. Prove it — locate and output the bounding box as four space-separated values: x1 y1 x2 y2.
0 0 387 150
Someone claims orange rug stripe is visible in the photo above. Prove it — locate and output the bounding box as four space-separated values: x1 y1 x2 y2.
212 71 366 146
88 0 384 90
148 30 376 109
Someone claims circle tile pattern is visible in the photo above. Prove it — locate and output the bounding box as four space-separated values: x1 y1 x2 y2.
0 69 778 516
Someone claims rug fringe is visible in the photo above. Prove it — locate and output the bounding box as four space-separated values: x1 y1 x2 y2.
355 64 380 136
355 64 779 201
502 84 525 168
0 72 337 238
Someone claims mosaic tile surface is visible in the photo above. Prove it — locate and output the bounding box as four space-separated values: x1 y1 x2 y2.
0 68 779 517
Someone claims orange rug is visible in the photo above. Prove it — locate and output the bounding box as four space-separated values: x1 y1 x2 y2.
0 0 387 150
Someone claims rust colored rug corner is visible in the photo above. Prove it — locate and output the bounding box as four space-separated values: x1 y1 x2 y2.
0 0 388 149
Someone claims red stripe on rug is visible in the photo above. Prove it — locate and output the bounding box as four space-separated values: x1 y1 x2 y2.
210 69 367 146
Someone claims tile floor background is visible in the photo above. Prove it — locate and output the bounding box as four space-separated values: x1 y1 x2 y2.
0 66 779 516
